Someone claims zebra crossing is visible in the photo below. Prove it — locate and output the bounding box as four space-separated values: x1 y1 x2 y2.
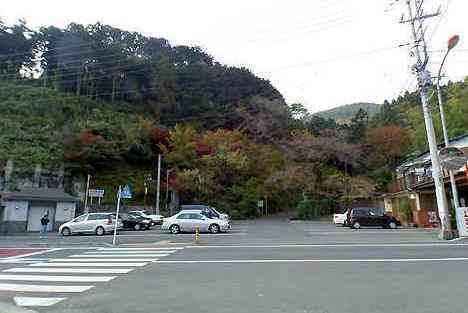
0 246 184 307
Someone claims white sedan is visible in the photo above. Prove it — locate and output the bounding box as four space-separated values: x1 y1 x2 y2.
333 210 349 226
162 210 230 234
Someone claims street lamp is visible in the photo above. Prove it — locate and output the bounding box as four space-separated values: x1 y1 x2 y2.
166 168 174 215
436 34 461 235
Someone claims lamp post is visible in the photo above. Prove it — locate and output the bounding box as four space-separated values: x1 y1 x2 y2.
166 168 174 215
436 35 461 235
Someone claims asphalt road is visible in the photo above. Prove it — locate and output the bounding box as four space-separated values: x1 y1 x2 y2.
1 217 467 313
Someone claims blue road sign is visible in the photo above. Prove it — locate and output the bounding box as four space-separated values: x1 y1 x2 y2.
120 185 132 199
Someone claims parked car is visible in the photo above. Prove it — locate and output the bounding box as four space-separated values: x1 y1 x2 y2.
113 212 152 231
129 210 164 225
180 204 230 221
346 207 400 229
333 209 349 226
162 210 230 234
59 213 122 236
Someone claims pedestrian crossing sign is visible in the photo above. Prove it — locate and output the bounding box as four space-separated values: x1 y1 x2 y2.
120 185 133 199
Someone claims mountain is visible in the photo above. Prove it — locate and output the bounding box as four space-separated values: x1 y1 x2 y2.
313 102 382 123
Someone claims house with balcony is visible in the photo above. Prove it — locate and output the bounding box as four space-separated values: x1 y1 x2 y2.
383 134 468 227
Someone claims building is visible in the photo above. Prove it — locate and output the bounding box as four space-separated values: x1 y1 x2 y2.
384 134 468 227
0 187 77 233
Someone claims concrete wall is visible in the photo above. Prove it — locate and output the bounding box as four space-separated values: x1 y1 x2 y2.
4 201 28 221
56 202 75 222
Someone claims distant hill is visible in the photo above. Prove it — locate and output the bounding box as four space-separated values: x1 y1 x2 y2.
313 102 382 124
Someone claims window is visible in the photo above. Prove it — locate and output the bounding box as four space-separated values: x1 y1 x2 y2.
369 208 384 216
88 214 109 221
177 214 190 220
74 214 88 222
190 214 204 220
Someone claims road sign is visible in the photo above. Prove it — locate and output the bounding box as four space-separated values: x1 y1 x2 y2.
120 185 132 199
439 147 468 170
88 189 105 198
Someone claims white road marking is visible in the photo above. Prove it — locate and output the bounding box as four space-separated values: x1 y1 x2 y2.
73 254 169 258
97 247 184 251
0 274 116 282
4 267 134 274
0 283 94 293
185 243 468 249
29 262 147 267
4 248 62 259
14 296 66 307
0 258 48 264
156 257 468 264
85 251 175 254
50 258 158 262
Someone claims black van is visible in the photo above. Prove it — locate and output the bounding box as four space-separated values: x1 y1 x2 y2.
347 207 400 229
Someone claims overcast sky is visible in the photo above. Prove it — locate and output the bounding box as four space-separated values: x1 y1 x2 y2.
1 0 467 113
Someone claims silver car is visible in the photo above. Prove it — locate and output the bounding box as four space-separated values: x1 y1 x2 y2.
59 213 123 236
162 210 230 234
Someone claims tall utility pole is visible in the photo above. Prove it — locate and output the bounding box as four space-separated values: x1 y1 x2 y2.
155 154 162 215
402 0 451 239
436 35 461 210
84 174 91 214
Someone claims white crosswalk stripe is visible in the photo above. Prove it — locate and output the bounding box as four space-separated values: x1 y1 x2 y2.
85 251 175 254
97 247 184 251
2 246 184 307
76 254 169 257
30 262 148 267
0 283 94 293
0 274 116 282
5 267 134 274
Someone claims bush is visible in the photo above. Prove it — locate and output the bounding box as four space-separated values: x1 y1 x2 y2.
295 198 335 220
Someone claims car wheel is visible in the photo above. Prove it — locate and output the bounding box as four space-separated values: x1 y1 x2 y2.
134 224 141 231
170 224 180 234
61 227 71 236
209 224 220 234
388 221 397 229
352 222 361 229
96 226 105 236
342 221 347 227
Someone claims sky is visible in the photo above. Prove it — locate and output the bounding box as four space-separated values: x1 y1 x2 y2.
1 0 467 113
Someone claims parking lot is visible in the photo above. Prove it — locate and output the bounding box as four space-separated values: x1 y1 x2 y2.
1 217 467 313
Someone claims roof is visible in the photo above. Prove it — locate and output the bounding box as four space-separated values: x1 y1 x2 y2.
1 188 77 203
398 133 468 170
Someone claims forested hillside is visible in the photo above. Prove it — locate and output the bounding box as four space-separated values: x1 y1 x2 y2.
313 102 382 123
1 18 468 218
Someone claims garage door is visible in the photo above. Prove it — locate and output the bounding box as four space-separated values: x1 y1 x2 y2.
27 203 55 232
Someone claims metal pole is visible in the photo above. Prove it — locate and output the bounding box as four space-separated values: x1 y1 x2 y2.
155 154 161 215
405 0 451 239
436 56 461 235
113 186 121 246
84 174 91 214
166 170 170 213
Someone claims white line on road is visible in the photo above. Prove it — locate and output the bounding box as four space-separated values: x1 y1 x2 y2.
4 268 134 274
156 257 468 264
73 254 169 258
14 296 67 307
0 274 116 282
97 247 184 251
29 262 147 267
50 258 158 262
185 243 468 249
4 248 62 260
0 283 94 293
85 251 175 254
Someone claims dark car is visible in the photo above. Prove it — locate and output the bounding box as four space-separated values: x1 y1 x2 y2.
347 207 400 229
180 204 229 220
113 213 152 231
